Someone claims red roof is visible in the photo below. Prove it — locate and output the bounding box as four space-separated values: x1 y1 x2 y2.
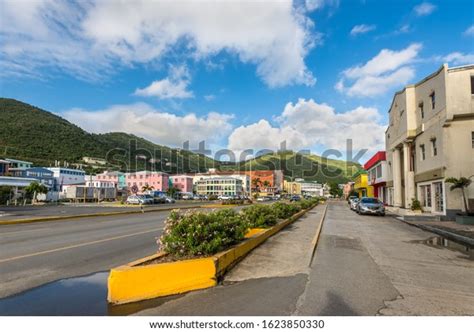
364 151 386 170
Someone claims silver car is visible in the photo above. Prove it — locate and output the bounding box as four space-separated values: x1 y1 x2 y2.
350 197 360 210
356 197 385 216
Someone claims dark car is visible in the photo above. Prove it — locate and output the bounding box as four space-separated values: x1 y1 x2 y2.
289 195 301 202
356 197 385 216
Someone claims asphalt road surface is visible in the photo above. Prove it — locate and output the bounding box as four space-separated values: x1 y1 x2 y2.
0 204 248 298
0 201 207 221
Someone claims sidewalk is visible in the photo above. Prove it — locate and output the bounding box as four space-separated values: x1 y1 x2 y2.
134 204 326 315
400 219 474 246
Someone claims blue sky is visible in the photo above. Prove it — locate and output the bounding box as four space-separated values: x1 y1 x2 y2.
1 0 473 161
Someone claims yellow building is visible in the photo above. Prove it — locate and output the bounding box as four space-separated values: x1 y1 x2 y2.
353 170 374 198
283 181 302 195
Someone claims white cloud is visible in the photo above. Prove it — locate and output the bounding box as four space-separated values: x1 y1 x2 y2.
135 65 193 99
464 25 474 37
305 0 340 12
442 52 474 66
337 43 422 97
350 24 376 36
228 99 385 154
204 95 216 101
413 2 436 16
62 103 234 148
1 0 317 87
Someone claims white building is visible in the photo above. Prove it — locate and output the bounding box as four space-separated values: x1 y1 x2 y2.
195 177 244 197
299 181 324 197
193 173 250 194
385 64 474 218
47 167 86 191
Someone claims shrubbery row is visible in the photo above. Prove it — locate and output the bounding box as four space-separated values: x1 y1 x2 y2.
158 198 320 257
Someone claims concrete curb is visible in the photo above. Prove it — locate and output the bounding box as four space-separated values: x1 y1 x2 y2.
309 203 328 267
0 204 231 226
107 204 317 305
399 218 474 246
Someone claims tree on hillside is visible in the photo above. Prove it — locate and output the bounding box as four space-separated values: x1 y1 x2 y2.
446 177 473 215
24 181 48 202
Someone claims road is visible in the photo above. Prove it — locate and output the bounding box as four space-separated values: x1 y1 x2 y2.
0 204 248 298
0 201 207 221
1 201 473 315
135 201 474 316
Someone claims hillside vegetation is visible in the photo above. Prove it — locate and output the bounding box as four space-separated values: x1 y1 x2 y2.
0 98 360 181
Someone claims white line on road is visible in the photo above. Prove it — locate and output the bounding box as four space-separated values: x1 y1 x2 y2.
0 227 163 264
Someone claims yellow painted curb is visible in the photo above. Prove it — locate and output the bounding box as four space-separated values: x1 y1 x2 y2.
107 205 316 305
309 204 328 266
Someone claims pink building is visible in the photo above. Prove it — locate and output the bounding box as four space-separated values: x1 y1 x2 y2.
95 171 169 192
170 175 194 193
125 171 169 192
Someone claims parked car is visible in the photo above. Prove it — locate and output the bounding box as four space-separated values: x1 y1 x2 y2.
181 193 194 200
289 195 301 202
147 191 166 204
126 195 145 205
164 196 175 203
218 195 232 200
256 196 270 202
350 198 360 211
348 195 358 205
356 197 385 216
138 194 155 205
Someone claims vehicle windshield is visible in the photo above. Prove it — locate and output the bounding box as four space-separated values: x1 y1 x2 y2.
360 198 380 204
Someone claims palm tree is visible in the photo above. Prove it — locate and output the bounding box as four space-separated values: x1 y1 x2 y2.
167 186 181 198
446 177 472 215
262 180 270 188
251 177 261 192
141 184 154 192
24 181 48 203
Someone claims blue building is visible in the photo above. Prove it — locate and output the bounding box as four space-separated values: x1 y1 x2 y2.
17 167 55 188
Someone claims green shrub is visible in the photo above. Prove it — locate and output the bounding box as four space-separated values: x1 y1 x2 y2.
241 204 277 228
208 194 218 201
272 202 301 219
158 209 247 257
411 198 422 211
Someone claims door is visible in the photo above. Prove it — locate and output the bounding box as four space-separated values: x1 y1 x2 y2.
433 181 444 214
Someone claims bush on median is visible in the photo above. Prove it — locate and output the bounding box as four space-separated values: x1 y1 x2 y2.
240 204 278 228
158 200 317 258
158 209 247 257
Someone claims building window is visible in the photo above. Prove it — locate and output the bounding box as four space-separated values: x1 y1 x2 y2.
471 76 474 95
420 144 426 160
430 91 435 110
418 102 424 119
472 132 474 148
431 138 437 156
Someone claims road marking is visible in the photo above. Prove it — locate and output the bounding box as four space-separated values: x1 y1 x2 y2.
0 227 163 264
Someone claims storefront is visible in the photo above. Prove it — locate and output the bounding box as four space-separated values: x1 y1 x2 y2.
417 179 446 214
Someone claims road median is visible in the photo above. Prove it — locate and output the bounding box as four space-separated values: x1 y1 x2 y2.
107 204 317 305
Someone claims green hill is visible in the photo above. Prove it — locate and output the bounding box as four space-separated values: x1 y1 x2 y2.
0 98 217 173
221 151 361 183
0 98 360 182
